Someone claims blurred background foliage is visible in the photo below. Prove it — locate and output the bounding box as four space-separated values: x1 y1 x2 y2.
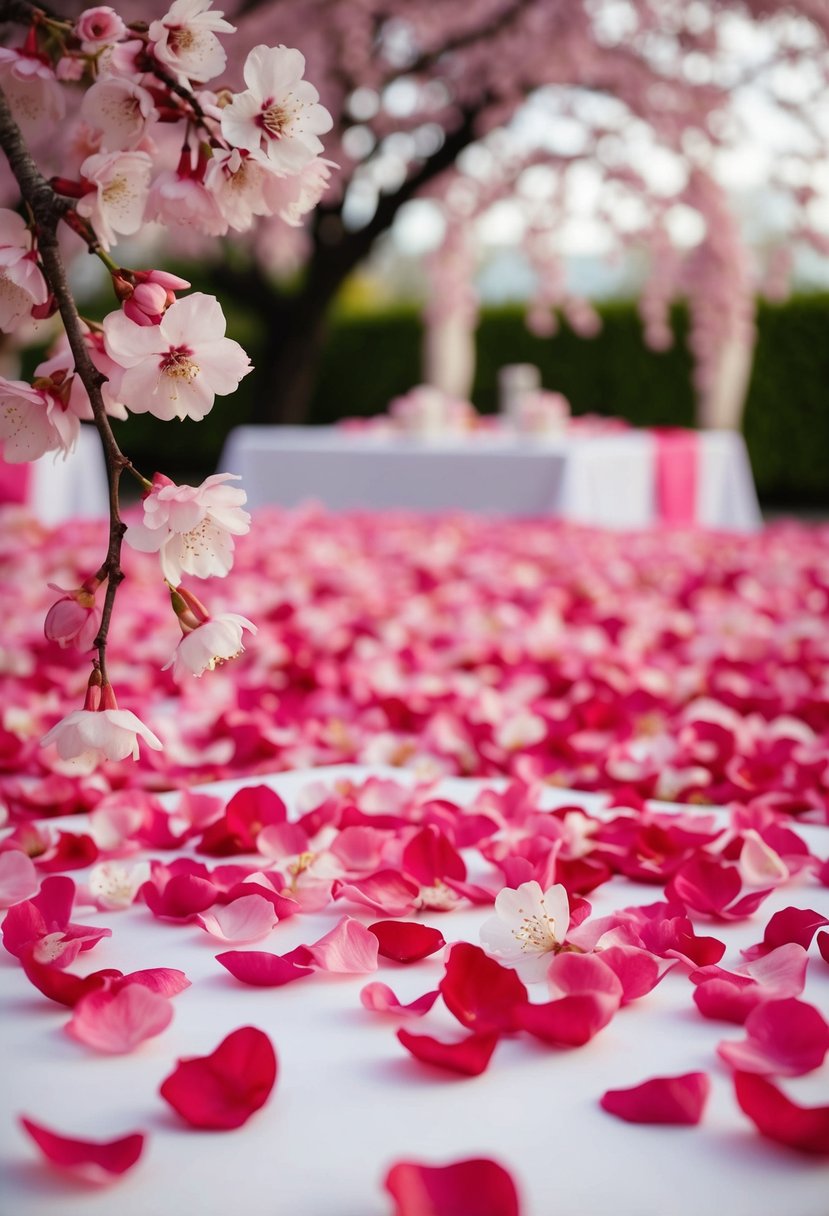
104 290 829 508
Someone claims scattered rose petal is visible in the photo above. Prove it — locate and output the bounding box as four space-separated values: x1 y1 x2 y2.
0 849 38 907
717 998 829 1076
159 1026 277 1129
196 893 279 943
302 916 379 973
742 906 829 960
691 943 809 1023
19 1116 145 1183
216 949 314 987
66 984 174 1053
333 870 420 917
734 1071 829 1154
516 952 622 1047
384 1157 520 1216
360 982 440 1017
597 945 673 1004
368 920 446 963
600 1073 710 1125
439 943 528 1034
397 1027 500 1076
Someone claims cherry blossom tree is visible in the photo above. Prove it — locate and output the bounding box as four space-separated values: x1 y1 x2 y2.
0 0 332 764
191 0 828 426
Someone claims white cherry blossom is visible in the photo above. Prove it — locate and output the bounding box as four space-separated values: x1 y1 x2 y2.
479 880 570 982
165 613 257 679
41 708 163 767
221 44 333 174
80 78 158 151
77 150 152 250
102 293 251 422
148 0 235 85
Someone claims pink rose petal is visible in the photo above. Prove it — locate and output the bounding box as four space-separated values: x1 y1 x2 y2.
21 955 121 1007
600 1072 710 1125
0 849 38 907
19 1116 145 1183
742 906 829 960
159 1025 277 1129
384 1157 520 1216
596 945 673 1004
734 1071 829 1154
717 998 829 1076
216 949 314 987
333 870 420 916
197 893 279 943
112 967 191 998
397 1027 500 1076
303 916 379 973
66 984 174 1053
360 982 440 1017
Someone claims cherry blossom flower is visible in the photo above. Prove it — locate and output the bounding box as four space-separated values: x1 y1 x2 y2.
88 860 152 910
40 681 162 769
75 7 128 49
263 156 337 227
80 79 158 152
148 0 235 86
44 579 102 651
102 293 251 422
146 167 227 236
165 611 257 680
221 45 333 174
0 377 79 462
480 880 570 982
203 148 276 232
76 151 153 250
0 208 48 333
0 49 64 139
125 472 251 581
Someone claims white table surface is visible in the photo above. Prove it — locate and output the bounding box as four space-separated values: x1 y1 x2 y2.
1 765 826 1216
218 426 762 531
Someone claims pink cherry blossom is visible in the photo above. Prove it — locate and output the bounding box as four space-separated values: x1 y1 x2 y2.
102 293 251 421
80 79 158 152
146 168 227 236
87 860 151 910
0 208 48 333
126 471 250 581
75 7 127 48
0 377 78 461
76 151 153 250
148 0 235 86
166 612 257 680
263 156 337 227
0 49 64 139
44 579 102 651
221 45 333 174
203 148 276 232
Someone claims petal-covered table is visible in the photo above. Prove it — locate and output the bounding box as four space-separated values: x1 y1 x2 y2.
1 765 827 1216
218 426 762 531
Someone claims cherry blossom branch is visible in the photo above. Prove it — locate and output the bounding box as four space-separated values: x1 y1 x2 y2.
0 86 127 684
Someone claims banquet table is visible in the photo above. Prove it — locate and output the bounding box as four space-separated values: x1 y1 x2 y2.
0 424 109 525
1 765 827 1216
218 426 763 530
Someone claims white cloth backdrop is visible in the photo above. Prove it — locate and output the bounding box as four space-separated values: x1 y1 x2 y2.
1 765 826 1216
27 425 109 525
219 427 763 530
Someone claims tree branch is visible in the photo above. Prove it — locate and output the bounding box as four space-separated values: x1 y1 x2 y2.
0 86 128 684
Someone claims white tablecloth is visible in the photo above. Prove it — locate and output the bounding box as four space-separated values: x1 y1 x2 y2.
218 427 762 531
6 425 110 525
1 765 826 1216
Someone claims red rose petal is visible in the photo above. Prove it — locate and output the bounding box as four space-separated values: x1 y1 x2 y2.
734 1071 829 1155
384 1157 520 1216
369 921 446 963
19 1116 145 1183
216 950 314 987
742 906 829 960
397 1027 500 1076
439 943 528 1034
600 1072 710 1125
159 1026 277 1129
21 954 121 1007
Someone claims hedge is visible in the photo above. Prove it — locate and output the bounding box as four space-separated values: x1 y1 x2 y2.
111 294 829 506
